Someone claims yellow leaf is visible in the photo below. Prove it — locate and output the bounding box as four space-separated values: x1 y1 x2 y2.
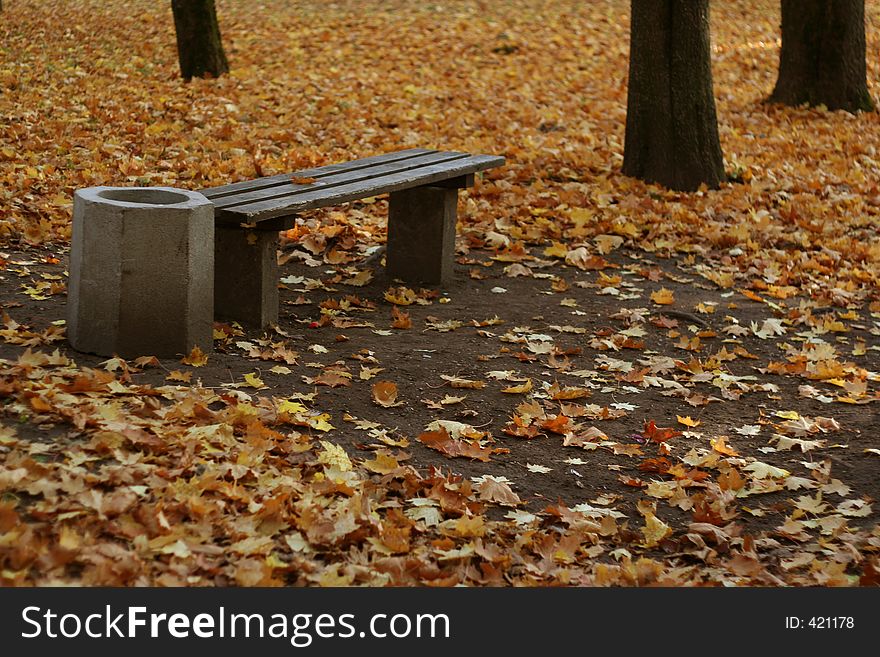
166 370 192 383
384 286 417 305
278 400 308 415
543 241 568 258
676 415 701 427
744 461 790 480
307 415 335 432
501 379 533 394
711 435 739 456
363 453 400 474
181 345 208 367
243 372 266 388
318 441 352 472
641 512 672 547
650 288 675 305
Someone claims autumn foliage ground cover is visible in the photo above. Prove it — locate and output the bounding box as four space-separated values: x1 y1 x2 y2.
0 0 878 586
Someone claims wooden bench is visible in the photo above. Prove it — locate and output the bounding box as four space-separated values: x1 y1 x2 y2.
199 148 504 328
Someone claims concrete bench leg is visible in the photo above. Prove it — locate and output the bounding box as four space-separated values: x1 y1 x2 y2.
214 227 279 328
386 185 458 285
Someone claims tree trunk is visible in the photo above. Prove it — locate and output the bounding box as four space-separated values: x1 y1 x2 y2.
622 0 725 192
171 0 229 81
768 0 874 113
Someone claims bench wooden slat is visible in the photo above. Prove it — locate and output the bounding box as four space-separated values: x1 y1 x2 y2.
214 154 504 223
201 148 436 199
210 151 473 213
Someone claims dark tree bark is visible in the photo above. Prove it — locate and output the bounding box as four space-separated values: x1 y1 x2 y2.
171 0 229 81
622 0 725 192
769 0 874 113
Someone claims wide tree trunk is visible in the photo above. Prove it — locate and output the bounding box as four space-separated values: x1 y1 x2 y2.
768 0 874 113
622 0 725 192
171 0 229 81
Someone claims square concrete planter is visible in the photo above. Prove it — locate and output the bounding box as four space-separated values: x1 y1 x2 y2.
67 186 214 358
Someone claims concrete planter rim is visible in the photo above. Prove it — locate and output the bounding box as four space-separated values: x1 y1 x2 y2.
76 186 211 209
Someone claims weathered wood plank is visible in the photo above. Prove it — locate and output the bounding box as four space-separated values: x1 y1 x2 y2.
201 148 436 199
210 151 472 211
215 154 504 223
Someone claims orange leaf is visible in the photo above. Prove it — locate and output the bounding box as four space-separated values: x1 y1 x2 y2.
417 428 493 462
391 305 412 329
650 288 675 305
181 345 208 367
711 435 739 456
643 420 682 443
540 414 570 435
677 415 701 428
372 381 402 407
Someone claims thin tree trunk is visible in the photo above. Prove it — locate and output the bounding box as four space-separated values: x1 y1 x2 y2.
769 0 873 113
171 0 229 81
622 0 725 192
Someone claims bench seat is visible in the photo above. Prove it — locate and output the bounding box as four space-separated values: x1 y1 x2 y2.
199 148 504 328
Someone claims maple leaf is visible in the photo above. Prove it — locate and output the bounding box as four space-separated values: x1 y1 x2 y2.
318 440 352 472
744 461 790 480
540 414 570 435
372 381 403 407
593 234 623 254
181 345 208 366
390 305 412 329
775 435 825 452
641 512 672 547
548 382 591 400
303 371 351 387
384 286 417 305
342 269 373 287
676 415 700 428
543 241 568 258
642 420 682 443
363 452 401 475
650 288 675 305
166 369 192 383
710 436 739 456
794 494 829 515
440 374 486 389
563 427 608 447
501 379 533 394
477 477 521 507
417 428 493 462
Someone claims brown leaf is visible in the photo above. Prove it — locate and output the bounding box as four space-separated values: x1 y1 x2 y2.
417 428 494 462
372 380 402 407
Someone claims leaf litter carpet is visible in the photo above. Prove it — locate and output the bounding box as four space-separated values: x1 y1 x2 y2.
0 0 878 585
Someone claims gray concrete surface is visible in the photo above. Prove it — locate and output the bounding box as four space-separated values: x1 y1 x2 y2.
67 186 214 358
386 185 458 284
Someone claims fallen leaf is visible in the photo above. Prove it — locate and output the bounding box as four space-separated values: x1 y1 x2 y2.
181 345 208 366
372 381 403 407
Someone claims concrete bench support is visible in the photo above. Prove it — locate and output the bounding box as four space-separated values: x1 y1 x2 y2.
214 226 279 328
67 186 214 358
386 185 458 285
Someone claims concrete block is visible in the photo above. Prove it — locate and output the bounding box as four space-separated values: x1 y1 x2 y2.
214 226 279 328
67 186 214 358
386 185 458 285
